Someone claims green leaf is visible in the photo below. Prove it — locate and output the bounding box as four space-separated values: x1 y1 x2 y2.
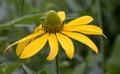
106 35 120 74
0 63 5 67
38 70 48 74
44 63 56 74
22 64 36 74
0 13 42 30
0 62 22 74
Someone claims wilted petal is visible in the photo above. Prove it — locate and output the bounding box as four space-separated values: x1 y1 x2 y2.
20 33 49 59
65 16 93 27
62 31 98 54
4 31 44 52
47 33 58 60
56 33 74 59
57 11 65 22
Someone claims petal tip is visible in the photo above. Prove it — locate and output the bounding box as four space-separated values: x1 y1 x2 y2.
19 55 28 59
67 53 74 59
68 56 73 59
47 57 54 60
94 48 99 54
102 34 107 39
83 16 94 22
95 50 99 54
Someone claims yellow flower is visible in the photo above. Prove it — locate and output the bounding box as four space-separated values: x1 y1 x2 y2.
5 10 106 60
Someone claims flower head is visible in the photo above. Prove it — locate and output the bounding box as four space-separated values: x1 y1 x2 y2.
5 10 106 60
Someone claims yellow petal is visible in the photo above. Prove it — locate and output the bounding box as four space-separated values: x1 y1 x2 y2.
16 39 30 56
34 24 42 33
4 31 44 52
57 11 65 22
56 33 74 59
47 33 58 60
62 31 98 54
64 25 106 38
65 16 93 27
20 33 49 59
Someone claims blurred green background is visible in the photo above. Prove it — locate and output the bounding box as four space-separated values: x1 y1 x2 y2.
0 0 120 74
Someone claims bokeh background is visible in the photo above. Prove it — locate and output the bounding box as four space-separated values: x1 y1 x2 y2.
0 0 120 74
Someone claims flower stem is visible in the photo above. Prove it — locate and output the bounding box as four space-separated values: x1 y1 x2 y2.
56 54 60 74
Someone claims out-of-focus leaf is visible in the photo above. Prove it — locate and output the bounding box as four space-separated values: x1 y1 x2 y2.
88 64 103 74
0 13 42 30
38 70 48 74
39 0 71 12
0 63 5 67
0 62 22 74
0 37 7 48
66 0 80 12
60 61 70 67
106 35 120 74
86 53 103 74
74 54 84 62
73 62 86 74
22 64 36 74
44 62 56 74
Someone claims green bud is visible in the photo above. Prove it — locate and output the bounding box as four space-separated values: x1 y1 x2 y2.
44 10 62 26
43 10 64 33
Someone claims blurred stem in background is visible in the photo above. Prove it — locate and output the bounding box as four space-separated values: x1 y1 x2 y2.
56 54 60 74
17 0 25 39
96 0 105 73
21 0 25 16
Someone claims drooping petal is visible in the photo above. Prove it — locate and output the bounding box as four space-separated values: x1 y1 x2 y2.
62 31 98 54
16 25 43 56
4 31 44 52
65 16 93 27
57 11 65 22
56 33 74 59
19 33 49 59
64 25 106 38
16 39 30 56
47 33 58 60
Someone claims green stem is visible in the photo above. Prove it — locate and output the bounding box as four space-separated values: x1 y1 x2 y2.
21 0 25 16
56 54 60 74
96 0 104 73
96 0 103 27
